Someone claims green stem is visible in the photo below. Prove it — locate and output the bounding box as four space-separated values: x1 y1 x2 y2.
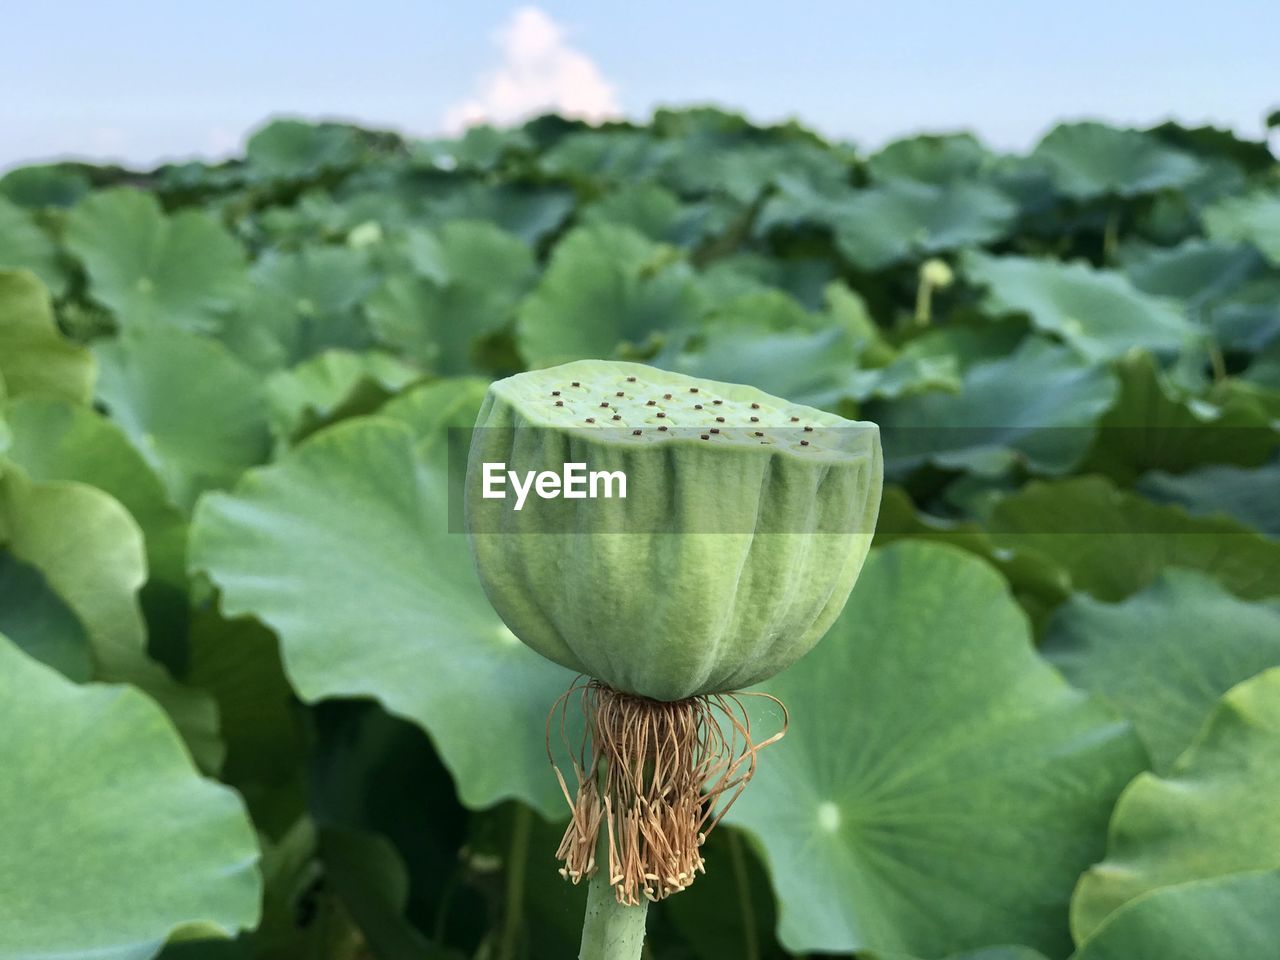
913 275 933 326
727 829 760 960
1209 341 1227 384
578 831 648 960
1103 209 1120 263
499 803 533 960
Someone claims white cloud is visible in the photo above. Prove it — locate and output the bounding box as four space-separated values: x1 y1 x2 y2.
443 7 622 132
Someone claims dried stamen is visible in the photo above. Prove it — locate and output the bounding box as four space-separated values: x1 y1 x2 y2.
548 678 786 905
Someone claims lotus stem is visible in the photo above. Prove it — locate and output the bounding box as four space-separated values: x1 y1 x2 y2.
579 829 649 960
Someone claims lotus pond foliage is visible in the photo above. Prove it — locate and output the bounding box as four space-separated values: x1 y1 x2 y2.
0 107 1278 959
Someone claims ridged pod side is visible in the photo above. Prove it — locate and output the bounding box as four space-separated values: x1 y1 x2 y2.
465 359 882 701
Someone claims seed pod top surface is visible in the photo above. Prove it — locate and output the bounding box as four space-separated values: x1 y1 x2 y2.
466 359 883 700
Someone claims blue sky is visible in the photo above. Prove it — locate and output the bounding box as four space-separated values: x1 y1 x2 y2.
5 0 1277 169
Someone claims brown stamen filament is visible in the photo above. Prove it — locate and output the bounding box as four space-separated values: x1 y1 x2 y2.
548 679 787 905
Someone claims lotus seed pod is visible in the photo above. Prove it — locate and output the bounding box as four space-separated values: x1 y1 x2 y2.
921 257 955 288
465 359 883 701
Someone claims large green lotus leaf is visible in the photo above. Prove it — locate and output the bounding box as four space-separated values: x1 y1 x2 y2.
95 326 271 511
660 137 851 204
0 466 222 768
1202 190 1280 265
579 182 721 246
1122 239 1264 309
1071 668 1280 941
1044 569 1280 772
516 223 705 367
1137 460 1280 536
872 336 1117 477
873 486 1072 632
963 253 1193 361
0 197 67 295
651 321 864 410
0 164 91 208
423 182 575 246
866 132 992 185
781 180 1015 271
183 610 304 837
1082 352 1278 483
988 476 1280 602
403 219 534 294
415 123 534 171
316 827 442 960
842 181 1016 269
538 129 672 184
369 223 533 375
264 349 421 443
1031 122 1204 199
221 246 377 369
189 404 577 817
0 634 260 959
4 394 187 587
1071 869 1280 960
245 119 362 180
64 188 246 332
727 541 1144 958
868 948 1050 960
0 550 92 681
660 828 781 960
0 269 94 403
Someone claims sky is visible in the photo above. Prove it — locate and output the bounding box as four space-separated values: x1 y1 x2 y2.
4 0 1278 171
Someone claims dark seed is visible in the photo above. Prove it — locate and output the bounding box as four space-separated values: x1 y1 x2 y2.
633 429 642 435
710 428 720 434
551 390 561 396
571 381 580 387
750 416 759 422
700 434 709 440
646 400 656 406
690 388 699 393
803 425 814 432
600 402 610 408
715 416 725 423
694 404 703 410
626 376 637 382
656 412 666 418
663 393 672 400
586 418 595 423
790 416 800 422
616 391 625 397
800 440 810 446
555 400 564 406
754 431 763 437
751 402 760 409
713 399 723 405
658 425 668 431
612 415 621 421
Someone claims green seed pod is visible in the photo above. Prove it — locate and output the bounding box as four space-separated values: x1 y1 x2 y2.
465 359 883 701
